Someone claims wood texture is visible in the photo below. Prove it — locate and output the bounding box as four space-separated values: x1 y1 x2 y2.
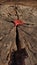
0 0 37 7
0 2 37 65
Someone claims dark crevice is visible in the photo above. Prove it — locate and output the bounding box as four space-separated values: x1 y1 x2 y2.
8 48 28 65
16 26 20 50
8 26 28 65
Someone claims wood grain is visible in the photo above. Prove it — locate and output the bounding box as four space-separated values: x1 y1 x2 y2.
0 0 37 7
0 3 37 65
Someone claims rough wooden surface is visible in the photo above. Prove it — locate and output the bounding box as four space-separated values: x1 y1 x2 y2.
0 0 37 7
0 4 37 65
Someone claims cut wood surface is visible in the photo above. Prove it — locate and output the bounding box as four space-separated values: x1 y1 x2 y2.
0 2 37 65
0 0 37 7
